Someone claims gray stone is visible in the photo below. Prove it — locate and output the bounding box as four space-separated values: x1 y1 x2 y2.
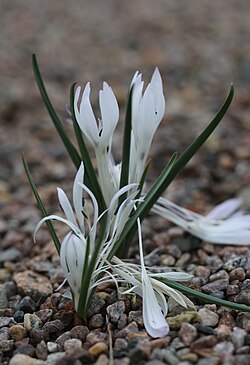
0 339 14 352
24 313 43 331
55 331 72 350
64 338 82 355
0 326 10 340
107 300 125 324
87 294 105 318
70 325 89 341
201 279 229 294
47 341 59 353
198 308 219 327
0 316 15 328
43 319 64 333
214 341 234 354
89 313 105 329
9 354 45 365
232 327 246 348
235 290 250 305
179 323 197 345
0 248 21 262
0 284 8 309
46 352 65 365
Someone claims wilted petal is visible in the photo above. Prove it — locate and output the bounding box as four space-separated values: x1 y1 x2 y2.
142 271 169 338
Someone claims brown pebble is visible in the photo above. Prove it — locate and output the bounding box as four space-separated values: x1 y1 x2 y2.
13 270 52 301
9 325 27 341
229 268 246 282
191 335 217 356
70 325 89 341
88 342 108 357
178 323 197 345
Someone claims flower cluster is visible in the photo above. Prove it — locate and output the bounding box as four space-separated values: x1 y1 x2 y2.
31 60 250 339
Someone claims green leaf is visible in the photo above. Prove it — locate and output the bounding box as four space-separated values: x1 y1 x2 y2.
119 86 133 205
32 54 81 169
70 83 106 213
22 156 61 253
158 277 250 313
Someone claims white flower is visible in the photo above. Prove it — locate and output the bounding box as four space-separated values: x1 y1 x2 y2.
74 82 120 205
129 68 165 183
152 197 250 245
74 82 119 150
34 163 141 312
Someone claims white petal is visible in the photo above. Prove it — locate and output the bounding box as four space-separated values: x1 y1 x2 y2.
73 163 85 233
57 188 77 227
99 82 119 147
78 83 99 145
205 198 243 220
142 272 169 338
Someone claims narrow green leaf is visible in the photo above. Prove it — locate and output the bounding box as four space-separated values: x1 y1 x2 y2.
158 277 250 313
32 54 81 169
70 83 106 213
118 86 133 205
22 156 61 253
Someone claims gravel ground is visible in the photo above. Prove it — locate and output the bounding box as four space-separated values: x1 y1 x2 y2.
0 1 250 364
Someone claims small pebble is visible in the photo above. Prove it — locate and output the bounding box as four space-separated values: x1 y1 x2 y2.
55 331 72 350
95 354 109 365
128 311 144 327
43 319 64 333
214 341 234 354
46 352 65 365
64 338 82 355
167 312 199 330
198 308 219 327
235 291 250 305
17 296 36 313
232 327 246 348
0 327 10 340
70 325 89 341
229 268 246 282
88 342 108 357
47 341 59 353
13 310 24 323
9 324 27 341
34 309 53 323
0 316 15 328
0 284 8 309
0 339 14 352
13 270 53 301
9 353 45 365
178 323 197 345
89 313 105 329
36 340 48 360
87 294 105 318
114 338 128 352
13 344 36 357
209 270 229 282
24 313 43 331
0 248 21 263
216 324 232 341
201 279 229 294
107 300 125 324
